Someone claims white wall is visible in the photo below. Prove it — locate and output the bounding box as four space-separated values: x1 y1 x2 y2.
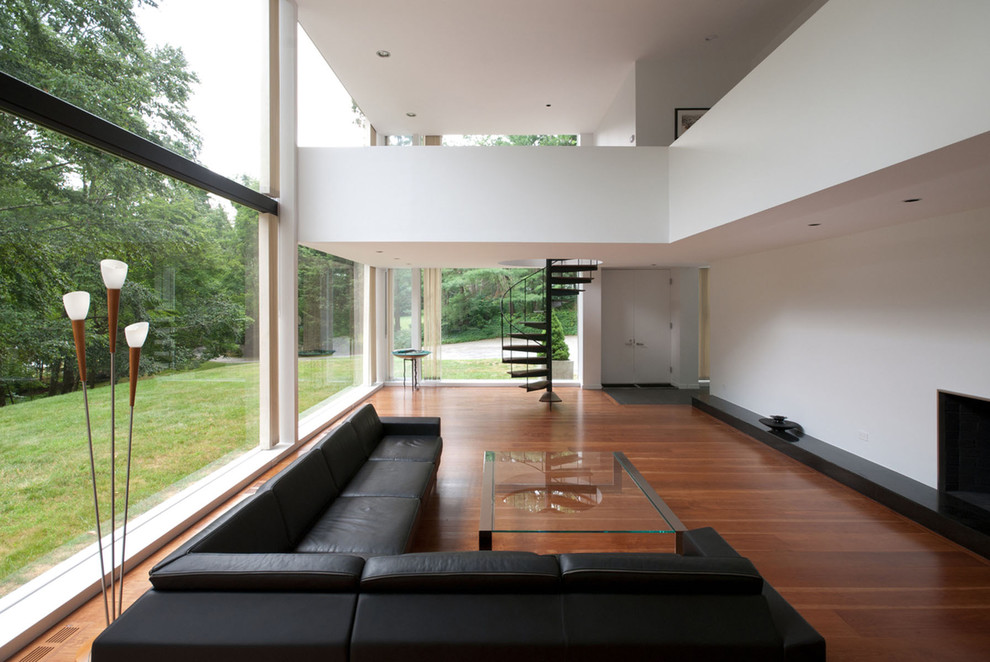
669 0 990 240
594 68 636 147
670 267 700 389
580 274 603 390
299 146 669 245
709 206 990 488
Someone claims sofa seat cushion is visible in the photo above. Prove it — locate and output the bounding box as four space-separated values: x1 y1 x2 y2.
340 459 435 499
295 496 419 556
361 552 560 593
368 435 442 463
558 553 764 595
92 590 356 662
149 553 365 592
561 593 785 662
351 593 565 662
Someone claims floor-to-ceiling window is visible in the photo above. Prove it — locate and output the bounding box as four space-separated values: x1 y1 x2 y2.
0 0 270 647
386 267 579 382
297 249 365 417
294 23 370 421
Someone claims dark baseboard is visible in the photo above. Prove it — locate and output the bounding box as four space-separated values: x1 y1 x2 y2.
692 393 990 559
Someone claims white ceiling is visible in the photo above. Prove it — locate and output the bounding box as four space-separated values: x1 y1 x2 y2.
296 0 821 136
295 0 990 269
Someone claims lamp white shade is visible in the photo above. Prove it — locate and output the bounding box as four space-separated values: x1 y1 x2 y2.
100 259 128 289
63 291 91 320
125 322 149 348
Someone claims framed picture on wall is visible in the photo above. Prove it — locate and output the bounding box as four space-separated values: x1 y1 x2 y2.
675 108 709 138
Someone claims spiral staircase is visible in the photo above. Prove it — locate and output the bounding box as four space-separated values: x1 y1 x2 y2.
500 259 598 403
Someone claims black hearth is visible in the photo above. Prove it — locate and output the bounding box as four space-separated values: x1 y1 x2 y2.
939 391 990 512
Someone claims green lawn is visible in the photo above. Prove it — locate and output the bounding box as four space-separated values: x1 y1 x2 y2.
441 359 511 380
391 357 512 381
0 356 361 596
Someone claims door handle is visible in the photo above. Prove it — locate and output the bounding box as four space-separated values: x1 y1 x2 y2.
635 342 645 346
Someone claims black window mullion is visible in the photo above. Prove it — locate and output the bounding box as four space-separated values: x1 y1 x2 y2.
0 71 278 216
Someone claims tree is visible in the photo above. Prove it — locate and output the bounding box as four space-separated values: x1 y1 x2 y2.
298 248 356 355
550 310 569 361
460 134 577 147
440 268 520 343
0 0 249 397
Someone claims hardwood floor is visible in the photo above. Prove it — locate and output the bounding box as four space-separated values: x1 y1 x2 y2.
11 386 990 661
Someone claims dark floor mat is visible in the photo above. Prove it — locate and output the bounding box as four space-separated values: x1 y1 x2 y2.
603 386 708 405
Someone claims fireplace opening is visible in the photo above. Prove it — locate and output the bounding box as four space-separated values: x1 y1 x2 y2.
939 391 990 512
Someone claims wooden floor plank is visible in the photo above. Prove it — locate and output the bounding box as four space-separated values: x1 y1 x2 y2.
11 386 990 661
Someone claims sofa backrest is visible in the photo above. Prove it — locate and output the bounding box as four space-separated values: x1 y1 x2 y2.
347 403 384 457
189 490 292 554
360 552 561 594
150 552 366 592
558 553 764 595
266 450 339 546
315 421 368 489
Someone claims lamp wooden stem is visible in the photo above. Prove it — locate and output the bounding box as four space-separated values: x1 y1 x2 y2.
106 289 120 353
71 320 87 378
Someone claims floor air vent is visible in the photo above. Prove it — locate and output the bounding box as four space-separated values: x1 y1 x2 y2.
46 625 80 644
19 646 54 662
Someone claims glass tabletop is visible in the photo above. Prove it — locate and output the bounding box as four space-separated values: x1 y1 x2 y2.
479 450 683 549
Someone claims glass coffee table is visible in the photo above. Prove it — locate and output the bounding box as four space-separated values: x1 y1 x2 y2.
479 450 685 551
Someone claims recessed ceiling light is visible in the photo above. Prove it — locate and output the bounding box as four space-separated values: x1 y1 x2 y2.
903 198 922 203
406 112 417 118
376 50 391 58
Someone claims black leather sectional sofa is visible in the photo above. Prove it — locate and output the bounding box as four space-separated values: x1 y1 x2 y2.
92 403 825 662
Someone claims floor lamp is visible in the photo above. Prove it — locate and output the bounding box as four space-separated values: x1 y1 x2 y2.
63 262 147 627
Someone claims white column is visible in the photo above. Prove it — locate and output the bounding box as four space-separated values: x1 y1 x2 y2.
411 268 422 351
277 0 298 445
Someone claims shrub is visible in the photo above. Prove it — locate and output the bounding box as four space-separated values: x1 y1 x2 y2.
550 310 569 361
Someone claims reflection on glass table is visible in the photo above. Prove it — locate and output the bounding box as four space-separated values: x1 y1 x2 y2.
479 450 685 550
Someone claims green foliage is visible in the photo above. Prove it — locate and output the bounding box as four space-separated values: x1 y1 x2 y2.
298 248 357 353
550 310 569 361
440 268 519 343
554 304 578 335
0 0 200 156
460 134 578 147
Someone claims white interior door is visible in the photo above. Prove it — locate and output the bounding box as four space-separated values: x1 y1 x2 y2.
601 269 671 385
602 270 639 383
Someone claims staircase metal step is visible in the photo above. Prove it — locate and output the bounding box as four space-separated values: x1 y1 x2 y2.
503 357 549 365
521 380 550 391
550 288 583 296
523 321 548 329
549 264 599 274
509 368 549 378
550 276 593 285
509 332 546 341
503 344 547 353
